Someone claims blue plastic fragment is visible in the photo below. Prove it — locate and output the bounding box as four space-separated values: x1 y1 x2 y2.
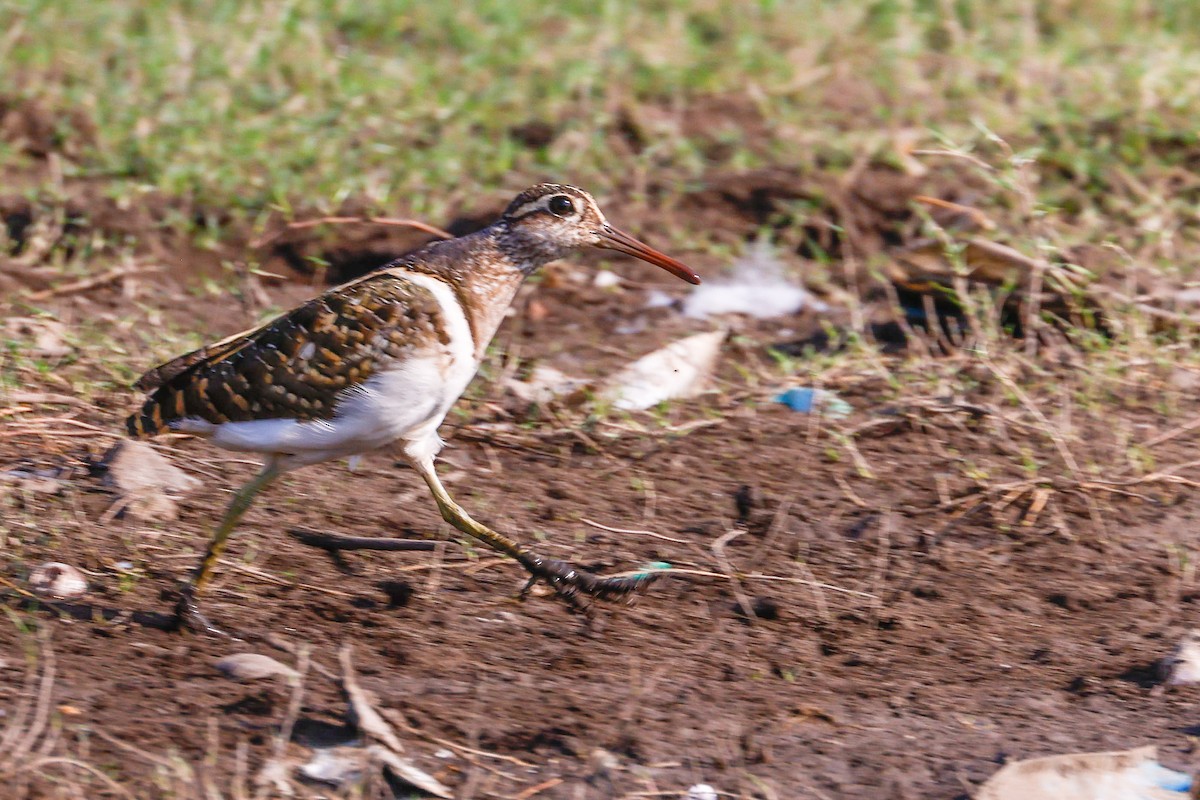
630 561 672 579
776 387 817 412
774 387 852 419
1144 760 1193 793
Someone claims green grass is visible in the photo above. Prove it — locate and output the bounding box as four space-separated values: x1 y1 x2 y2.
2 0 1200 246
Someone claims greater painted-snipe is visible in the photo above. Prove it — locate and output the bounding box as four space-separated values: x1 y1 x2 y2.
127 183 701 631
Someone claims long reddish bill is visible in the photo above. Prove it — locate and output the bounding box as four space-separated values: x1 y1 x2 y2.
597 225 701 285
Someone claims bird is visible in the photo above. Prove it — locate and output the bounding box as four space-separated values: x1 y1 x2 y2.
126 183 701 632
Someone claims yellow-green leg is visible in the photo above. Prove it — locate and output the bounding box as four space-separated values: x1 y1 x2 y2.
411 456 658 605
174 463 281 632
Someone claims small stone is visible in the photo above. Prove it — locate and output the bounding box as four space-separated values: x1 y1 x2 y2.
526 297 549 322
752 596 781 620
1162 629 1200 686
593 270 622 289
29 562 87 599
376 580 414 608
589 748 619 779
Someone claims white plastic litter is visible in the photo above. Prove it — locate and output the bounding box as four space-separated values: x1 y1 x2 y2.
977 745 1192 800
601 330 724 411
682 240 826 320
685 784 719 800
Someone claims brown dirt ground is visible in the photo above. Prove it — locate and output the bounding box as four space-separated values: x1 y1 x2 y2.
4 166 1200 800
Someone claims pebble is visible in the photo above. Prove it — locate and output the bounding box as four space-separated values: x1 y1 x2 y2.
29 562 87 599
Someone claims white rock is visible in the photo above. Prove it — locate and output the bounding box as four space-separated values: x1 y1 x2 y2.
29 562 87 599
601 330 725 411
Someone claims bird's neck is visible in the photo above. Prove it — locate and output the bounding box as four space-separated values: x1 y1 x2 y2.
402 228 539 361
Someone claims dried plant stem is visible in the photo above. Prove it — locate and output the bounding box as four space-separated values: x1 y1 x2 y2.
254 216 453 248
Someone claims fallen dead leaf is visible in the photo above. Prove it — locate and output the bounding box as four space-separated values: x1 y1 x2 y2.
101 440 200 522
507 365 588 404
215 653 300 682
339 646 453 798
600 330 725 411
977 745 1190 800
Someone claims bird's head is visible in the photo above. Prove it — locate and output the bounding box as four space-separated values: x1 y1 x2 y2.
499 183 701 284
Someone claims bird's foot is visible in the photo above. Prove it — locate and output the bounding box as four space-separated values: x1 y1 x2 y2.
171 586 231 637
516 555 663 609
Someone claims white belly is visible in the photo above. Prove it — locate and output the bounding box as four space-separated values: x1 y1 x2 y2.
177 272 480 471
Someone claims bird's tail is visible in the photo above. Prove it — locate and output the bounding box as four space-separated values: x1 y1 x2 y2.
126 394 173 439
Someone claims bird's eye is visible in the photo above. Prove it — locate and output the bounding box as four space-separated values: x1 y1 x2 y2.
547 195 575 217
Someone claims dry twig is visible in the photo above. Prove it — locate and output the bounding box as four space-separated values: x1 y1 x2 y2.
579 517 690 544
27 265 161 300
253 216 453 248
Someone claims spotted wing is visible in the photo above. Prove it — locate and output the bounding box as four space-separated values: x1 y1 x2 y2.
127 271 448 438
132 324 263 392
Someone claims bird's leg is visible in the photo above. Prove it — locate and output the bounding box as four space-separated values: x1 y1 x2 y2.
173 463 281 633
412 456 661 606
